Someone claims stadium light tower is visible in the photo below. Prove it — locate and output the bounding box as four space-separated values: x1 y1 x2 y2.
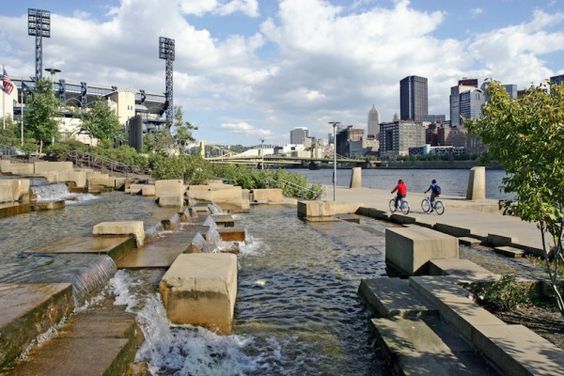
28 8 51 81
159 36 175 127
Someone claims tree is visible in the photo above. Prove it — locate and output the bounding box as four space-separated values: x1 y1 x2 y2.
25 79 60 153
467 81 564 315
173 105 195 151
80 98 123 144
0 116 20 147
143 128 174 154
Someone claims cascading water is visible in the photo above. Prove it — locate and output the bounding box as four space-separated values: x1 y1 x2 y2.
30 182 98 204
70 255 117 305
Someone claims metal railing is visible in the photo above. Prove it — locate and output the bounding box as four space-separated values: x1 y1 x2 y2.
67 150 150 176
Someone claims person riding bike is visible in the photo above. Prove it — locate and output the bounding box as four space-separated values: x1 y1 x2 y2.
391 179 407 210
424 179 441 212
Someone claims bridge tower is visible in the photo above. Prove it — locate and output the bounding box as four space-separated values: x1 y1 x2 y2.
199 140 205 158
159 36 175 127
28 8 51 81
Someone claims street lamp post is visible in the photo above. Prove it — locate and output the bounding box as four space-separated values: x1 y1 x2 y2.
328 121 340 201
260 138 265 170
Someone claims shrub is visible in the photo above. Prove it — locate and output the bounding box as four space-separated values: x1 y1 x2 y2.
478 275 536 311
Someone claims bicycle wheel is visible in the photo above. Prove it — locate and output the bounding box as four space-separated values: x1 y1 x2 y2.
401 201 410 215
389 199 397 212
421 199 431 213
435 200 445 215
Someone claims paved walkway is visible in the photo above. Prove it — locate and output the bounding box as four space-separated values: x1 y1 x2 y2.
321 185 546 253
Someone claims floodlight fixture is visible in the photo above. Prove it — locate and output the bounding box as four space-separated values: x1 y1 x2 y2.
159 37 175 61
159 36 175 126
28 8 51 80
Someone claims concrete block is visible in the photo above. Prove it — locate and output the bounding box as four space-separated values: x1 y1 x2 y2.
0 179 30 203
31 200 66 211
297 200 362 218
141 184 156 196
216 227 246 242
93 221 145 247
62 170 87 188
434 223 473 238
486 233 516 247
355 206 389 220
0 159 11 172
88 172 113 188
472 324 564 376
158 195 184 208
389 214 417 225
3 162 34 176
42 170 59 183
494 245 525 258
349 167 362 188
385 227 459 276
458 237 481 246
125 183 144 194
358 278 436 318
155 179 185 199
211 214 235 227
466 166 486 200
159 253 238 333
34 161 73 175
251 188 284 203
0 202 32 218
428 259 500 282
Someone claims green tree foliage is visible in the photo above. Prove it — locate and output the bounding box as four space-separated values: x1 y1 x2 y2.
467 81 564 314
25 79 60 151
0 116 21 146
80 98 123 144
143 128 173 154
173 106 195 150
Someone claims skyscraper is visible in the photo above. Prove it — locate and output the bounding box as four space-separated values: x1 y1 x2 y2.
450 78 478 125
400 75 428 121
367 104 379 139
290 127 309 145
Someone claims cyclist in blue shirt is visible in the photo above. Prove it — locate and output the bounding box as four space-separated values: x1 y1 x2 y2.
424 179 441 212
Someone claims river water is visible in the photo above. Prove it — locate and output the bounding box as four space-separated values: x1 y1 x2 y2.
293 168 512 200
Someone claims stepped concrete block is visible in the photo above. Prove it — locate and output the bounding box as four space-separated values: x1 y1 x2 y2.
159 253 238 333
428 259 500 282
336 214 361 223
458 237 481 246
33 161 73 175
371 317 495 375
297 200 362 218
0 179 30 203
349 167 362 188
389 214 417 225
211 214 235 227
0 202 32 218
158 195 184 208
466 166 486 200
434 223 473 238
486 233 516 247
61 170 87 188
355 206 389 220
385 227 459 276
31 200 65 211
187 184 211 191
88 173 113 188
42 170 59 183
0 160 11 172
409 276 505 341
113 177 126 190
93 221 145 247
125 183 144 194
251 188 284 203
88 184 104 194
141 184 156 196
7 310 143 376
206 179 224 185
494 245 525 258
4 162 34 176
216 227 246 242
472 324 564 376
0 283 74 368
155 179 185 199
358 278 436 318
23 236 136 261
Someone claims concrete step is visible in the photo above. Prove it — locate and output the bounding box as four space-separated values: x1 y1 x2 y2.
3 310 143 376
494 246 525 258
211 214 235 227
23 236 136 262
428 259 500 283
116 226 207 269
335 214 361 224
458 237 481 246
216 227 246 242
0 283 74 369
372 316 497 375
358 278 437 318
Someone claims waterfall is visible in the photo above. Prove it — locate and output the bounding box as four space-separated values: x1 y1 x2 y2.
70 255 117 305
30 182 98 204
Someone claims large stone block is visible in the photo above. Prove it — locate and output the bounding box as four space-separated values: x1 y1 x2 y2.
3 162 34 176
251 188 284 203
0 160 11 172
0 179 30 203
297 200 362 218
34 161 73 176
155 179 185 199
385 226 459 275
466 166 486 200
158 195 184 208
93 221 145 247
87 172 113 188
141 184 156 196
159 253 237 333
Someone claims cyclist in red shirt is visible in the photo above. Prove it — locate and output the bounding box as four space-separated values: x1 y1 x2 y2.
391 179 407 209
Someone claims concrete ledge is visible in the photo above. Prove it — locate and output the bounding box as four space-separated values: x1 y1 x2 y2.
458 237 481 246
486 233 516 247
251 188 284 203
297 200 362 218
93 221 145 247
141 185 155 196
215 227 246 242
2 162 35 176
428 259 500 283
434 223 474 238
389 214 417 225
385 227 459 276
159 253 237 333
355 206 389 220
155 179 185 199
494 246 525 258
158 195 184 208
0 179 31 203
31 200 66 211
0 202 32 219
0 283 74 369
125 183 144 194
211 214 235 227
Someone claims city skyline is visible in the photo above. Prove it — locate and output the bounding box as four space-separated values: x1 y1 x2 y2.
1 0 563 145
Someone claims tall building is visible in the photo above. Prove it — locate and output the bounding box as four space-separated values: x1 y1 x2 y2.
336 126 365 157
502 84 518 99
379 121 426 159
421 114 446 123
450 78 478 125
290 127 309 145
367 104 379 138
459 89 485 122
400 75 428 121
550 74 564 85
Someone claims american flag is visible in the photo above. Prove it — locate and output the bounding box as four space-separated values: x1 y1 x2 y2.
2 67 14 95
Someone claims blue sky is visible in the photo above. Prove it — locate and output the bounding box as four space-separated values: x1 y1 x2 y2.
1 0 563 145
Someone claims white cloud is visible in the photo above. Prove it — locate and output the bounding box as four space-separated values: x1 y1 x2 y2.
179 0 259 17
218 0 259 17
221 121 273 137
471 7 483 18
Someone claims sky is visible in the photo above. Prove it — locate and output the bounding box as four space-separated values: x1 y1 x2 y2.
1 0 563 145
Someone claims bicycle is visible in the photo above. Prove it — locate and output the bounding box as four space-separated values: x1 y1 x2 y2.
421 196 445 215
389 197 410 215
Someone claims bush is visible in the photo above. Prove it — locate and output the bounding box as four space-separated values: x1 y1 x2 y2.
477 275 536 311
96 145 148 168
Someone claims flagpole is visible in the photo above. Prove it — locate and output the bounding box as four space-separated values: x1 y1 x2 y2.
2 65 5 130
20 81 24 146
